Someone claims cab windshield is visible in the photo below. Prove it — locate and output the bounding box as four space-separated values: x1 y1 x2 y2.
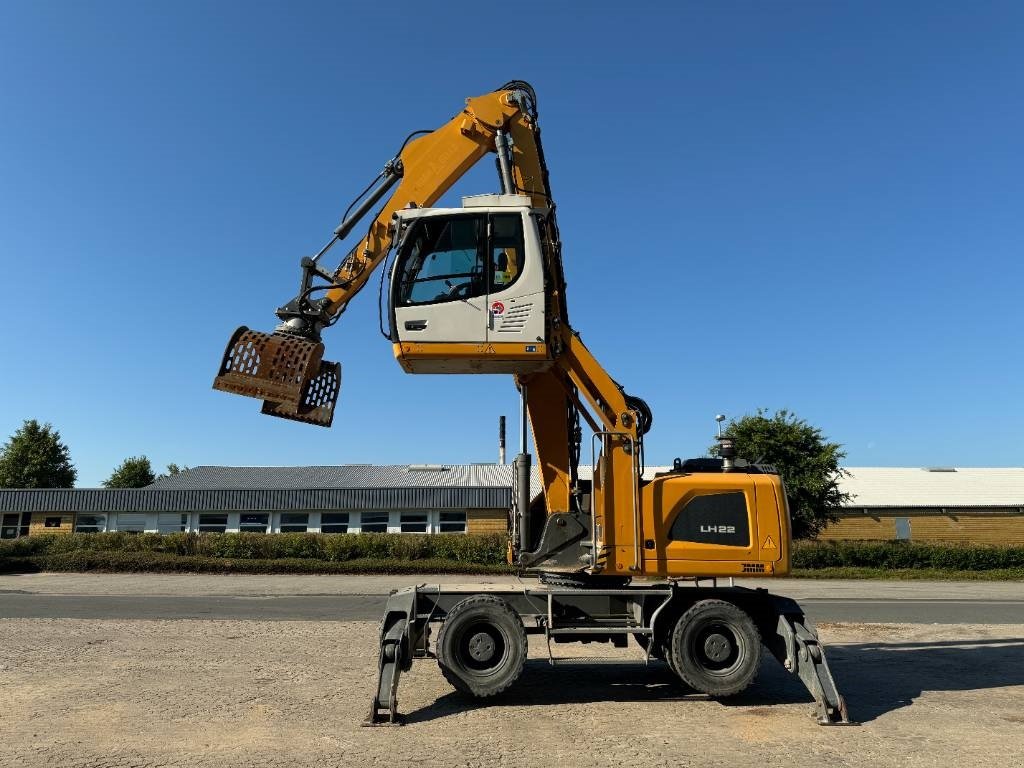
396 215 485 305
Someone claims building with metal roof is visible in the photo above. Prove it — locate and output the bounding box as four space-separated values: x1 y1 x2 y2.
0 463 1020 543
819 467 1024 544
0 464 514 538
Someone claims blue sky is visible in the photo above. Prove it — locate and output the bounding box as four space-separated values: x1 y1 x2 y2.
1 1 1021 486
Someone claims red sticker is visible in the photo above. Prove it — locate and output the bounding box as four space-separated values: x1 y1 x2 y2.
491 301 505 316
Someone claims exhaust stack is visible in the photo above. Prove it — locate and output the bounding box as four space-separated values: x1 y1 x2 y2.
499 415 506 464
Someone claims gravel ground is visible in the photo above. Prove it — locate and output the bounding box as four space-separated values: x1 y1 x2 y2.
1 619 1022 768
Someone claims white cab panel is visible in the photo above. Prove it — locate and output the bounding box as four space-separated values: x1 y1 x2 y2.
389 204 547 348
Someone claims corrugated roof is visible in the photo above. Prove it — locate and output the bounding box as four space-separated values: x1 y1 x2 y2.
148 464 516 490
838 467 1024 508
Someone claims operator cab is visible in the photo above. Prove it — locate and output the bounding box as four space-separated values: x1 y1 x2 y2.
387 194 553 374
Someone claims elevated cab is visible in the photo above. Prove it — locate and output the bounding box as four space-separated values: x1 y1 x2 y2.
387 194 553 374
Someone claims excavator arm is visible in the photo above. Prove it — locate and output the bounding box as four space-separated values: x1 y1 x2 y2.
213 80 647 576
213 81 569 427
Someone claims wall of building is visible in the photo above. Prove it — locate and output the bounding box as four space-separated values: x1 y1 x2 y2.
467 508 507 535
27 512 74 535
819 510 1024 545
17 508 505 536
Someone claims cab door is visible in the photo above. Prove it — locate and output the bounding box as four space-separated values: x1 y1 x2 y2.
485 212 546 344
391 213 489 344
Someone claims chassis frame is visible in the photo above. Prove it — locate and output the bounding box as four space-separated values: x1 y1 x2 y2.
365 580 853 727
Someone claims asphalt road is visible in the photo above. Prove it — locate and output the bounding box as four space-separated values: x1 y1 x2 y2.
2 592 1023 623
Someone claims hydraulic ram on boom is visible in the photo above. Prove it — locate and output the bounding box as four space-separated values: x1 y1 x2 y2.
213 81 852 726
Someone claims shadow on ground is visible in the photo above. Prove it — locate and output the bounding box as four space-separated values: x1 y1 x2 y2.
403 637 1024 725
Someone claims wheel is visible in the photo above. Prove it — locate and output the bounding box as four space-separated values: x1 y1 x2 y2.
436 595 527 697
538 572 633 589
669 599 762 697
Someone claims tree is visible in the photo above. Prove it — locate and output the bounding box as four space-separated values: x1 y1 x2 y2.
0 420 77 488
103 456 156 488
154 463 190 483
712 409 850 540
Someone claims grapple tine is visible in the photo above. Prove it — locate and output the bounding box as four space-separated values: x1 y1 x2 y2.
213 327 340 426
261 359 342 428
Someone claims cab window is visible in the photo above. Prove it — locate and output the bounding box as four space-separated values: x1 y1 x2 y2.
489 214 524 293
397 215 485 305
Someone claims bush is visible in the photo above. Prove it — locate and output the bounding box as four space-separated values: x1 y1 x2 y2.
2 533 1021 577
0 532 509 565
0 550 515 575
793 540 1024 571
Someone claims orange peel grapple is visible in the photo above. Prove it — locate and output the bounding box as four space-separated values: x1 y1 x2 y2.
212 327 341 427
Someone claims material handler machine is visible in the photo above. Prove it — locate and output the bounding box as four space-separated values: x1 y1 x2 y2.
213 81 851 726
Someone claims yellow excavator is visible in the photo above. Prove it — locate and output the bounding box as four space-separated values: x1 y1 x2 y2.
213 81 851 726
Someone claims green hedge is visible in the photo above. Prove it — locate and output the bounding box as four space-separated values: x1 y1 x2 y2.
1 534 1022 576
793 540 1024 571
0 532 508 564
0 551 514 575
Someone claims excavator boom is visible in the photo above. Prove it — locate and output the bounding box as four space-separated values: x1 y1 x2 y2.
213 81 563 427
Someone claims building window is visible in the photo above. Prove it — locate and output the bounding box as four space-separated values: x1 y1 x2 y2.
400 512 429 533
198 513 228 533
438 511 467 533
895 518 911 540
320 513 349 534
45 516 62 529
280 513 309 533
116 513 147 534
19 511 31 538
1 514 19 539
360 512 389 534
75 515 107 534
158 513 188 534
239 513 269 534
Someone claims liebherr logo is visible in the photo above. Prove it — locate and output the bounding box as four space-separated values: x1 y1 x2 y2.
700 525 736 534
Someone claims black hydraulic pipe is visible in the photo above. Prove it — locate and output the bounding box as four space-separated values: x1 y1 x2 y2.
333 161 403 241
515 452 531 553
495 130 514 195
516 385 531 552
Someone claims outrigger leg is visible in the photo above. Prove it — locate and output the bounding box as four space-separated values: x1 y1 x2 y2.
765 595 854 725
364 588 420 726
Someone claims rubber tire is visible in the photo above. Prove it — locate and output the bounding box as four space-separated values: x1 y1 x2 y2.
436 595 527 698
669 599 762 697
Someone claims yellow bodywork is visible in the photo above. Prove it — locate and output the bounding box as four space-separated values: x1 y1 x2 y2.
639 472 792 579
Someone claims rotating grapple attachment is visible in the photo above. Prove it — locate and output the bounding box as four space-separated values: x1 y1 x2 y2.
212 326 341 428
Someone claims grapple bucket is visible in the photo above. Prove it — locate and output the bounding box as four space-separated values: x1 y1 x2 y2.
212 326 341 428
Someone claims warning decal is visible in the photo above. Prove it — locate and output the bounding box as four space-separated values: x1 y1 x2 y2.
762 536 776 550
